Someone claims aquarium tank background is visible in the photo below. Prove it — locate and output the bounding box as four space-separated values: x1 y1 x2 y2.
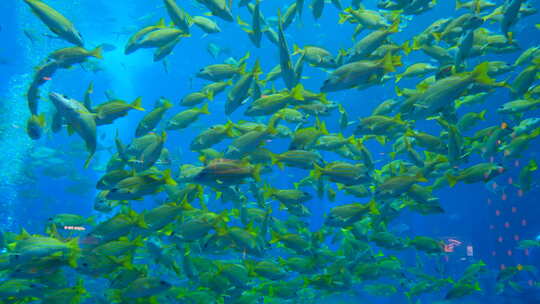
0 0 539 303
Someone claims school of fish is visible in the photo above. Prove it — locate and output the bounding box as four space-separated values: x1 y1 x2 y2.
4 0 540 303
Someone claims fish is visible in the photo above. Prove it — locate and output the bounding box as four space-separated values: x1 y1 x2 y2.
193 16 222 34
321 52 402 92
163 0 192 33
135 98 173 137
26 114 46 140
23 0 84 46
196 0 233 22
49 92 96 168
125 18 167 54
166 104 210 130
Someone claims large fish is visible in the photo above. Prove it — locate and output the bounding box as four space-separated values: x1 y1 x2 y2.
49 92 96 168
23 0 84 46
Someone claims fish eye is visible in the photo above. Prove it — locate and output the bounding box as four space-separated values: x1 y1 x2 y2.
159 280 168 285
63 94 70 99
47 217 53 221
82 262 89 267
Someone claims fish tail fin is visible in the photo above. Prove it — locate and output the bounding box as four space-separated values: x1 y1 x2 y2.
236 15 249 27
252 59 263 77
92 46 103 59
238 61 247 74
446 172 458 187
270 152 284 170
455 0 463 10
479 110 487 120
206 89 214 101
507 32 514 44
401 40 412 55
375 136 387 145
338 13 349 24
380 52 400 73
388 17 400 33
162 169 177 186
131 97 145 111
262 183 275 199
317 92 329 104
311 163 323 180
266 115 279 135
136 212 148 229
471 62 500 86
404 128 415 138
66 238 80 267
380 52 394 72
162 98 173 109
316 118 329 135
224 120 235 137
415 172 428 183
200 103 210 115
37 113 47 126
529 159 538 171
293 44 301 55
411 37 422 50
290 83 305 101
269 231 281 244
218 210 230 224
368 199 380 215
74 278 86 296
395 85 404 96
133 235 144 247
252 164 262 182
156 18 166 27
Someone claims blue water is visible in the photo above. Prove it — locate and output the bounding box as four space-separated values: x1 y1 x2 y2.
1 0 539 303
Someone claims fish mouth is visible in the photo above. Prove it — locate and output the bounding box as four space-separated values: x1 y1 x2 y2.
49 92 62 100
